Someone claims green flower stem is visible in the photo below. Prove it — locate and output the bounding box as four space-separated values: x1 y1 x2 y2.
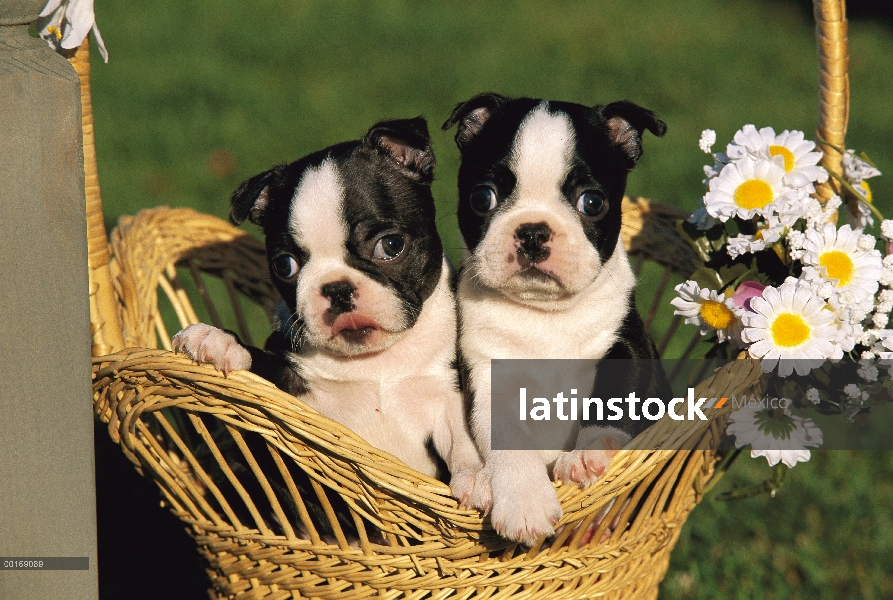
716 462 788 501
826 170 886 221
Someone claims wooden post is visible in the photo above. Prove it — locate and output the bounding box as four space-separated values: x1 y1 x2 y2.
0 3 99 599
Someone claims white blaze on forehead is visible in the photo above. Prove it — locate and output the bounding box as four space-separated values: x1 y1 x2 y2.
288 159 347 258
508 103 575 206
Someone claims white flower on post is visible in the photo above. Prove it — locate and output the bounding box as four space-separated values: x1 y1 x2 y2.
726 402 823 468
37 0 108 62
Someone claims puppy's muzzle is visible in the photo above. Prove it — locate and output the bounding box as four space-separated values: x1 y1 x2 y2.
321 280 355 315
515 222 552 264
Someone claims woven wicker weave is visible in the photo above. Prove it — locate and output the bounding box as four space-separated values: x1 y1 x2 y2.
84 2 849 597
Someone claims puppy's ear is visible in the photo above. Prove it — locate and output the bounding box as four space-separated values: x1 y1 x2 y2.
230 166 285 226
364 117 435 183
599 101 667 169
442 92 509 150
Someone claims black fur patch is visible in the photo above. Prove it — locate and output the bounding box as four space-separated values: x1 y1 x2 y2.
227 118 444 391
443 95 665 264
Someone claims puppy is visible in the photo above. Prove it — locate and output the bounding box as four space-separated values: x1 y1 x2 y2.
443 94 672 545
173 117 482 500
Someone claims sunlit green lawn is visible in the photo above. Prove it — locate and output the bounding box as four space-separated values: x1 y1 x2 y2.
88 1 893 597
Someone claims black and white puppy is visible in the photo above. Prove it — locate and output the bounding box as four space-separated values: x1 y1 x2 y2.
173 118 482 498
443 94 672 545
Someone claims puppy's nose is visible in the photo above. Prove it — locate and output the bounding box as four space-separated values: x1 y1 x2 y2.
321 281 355 314
515 222 552 263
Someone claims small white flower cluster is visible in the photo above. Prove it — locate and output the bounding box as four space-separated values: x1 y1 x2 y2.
699 129 717 154
674 126 891 379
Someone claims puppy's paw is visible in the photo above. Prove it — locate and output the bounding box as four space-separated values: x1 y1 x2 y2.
450 468 492 514
553 434 626 488
490 473 561 546
172 323 252 375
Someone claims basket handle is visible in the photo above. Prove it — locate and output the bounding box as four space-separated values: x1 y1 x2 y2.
69 38 125 355
813 0 849 203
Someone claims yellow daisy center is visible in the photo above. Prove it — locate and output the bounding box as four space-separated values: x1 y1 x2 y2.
700 300 734 330
860 180 873 203
769 145 795 172
771 313 810 347
818 250 855 286
734 179 774 210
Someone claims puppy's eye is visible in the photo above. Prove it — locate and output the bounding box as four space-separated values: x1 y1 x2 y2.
576 191 608 218
373 234 406 261
272 254 299 279
469 185 498 215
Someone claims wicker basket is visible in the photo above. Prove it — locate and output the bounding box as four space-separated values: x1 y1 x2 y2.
84 1 850 597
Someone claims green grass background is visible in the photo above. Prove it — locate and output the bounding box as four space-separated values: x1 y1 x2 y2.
87 1 893 597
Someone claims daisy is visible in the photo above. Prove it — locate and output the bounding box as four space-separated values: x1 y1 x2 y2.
842 152 881 232
726 402 823 467
726 221 782 258
671 281 743 344
740 277 838 376
764 129 828 189
703 157 790 221
725 124 771 161
847 201 874 233
827 304 861 359
801 224 883 305
843 151 882 185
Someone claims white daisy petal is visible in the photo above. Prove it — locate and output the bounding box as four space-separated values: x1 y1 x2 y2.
742 278 838 377
801 224 883 306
